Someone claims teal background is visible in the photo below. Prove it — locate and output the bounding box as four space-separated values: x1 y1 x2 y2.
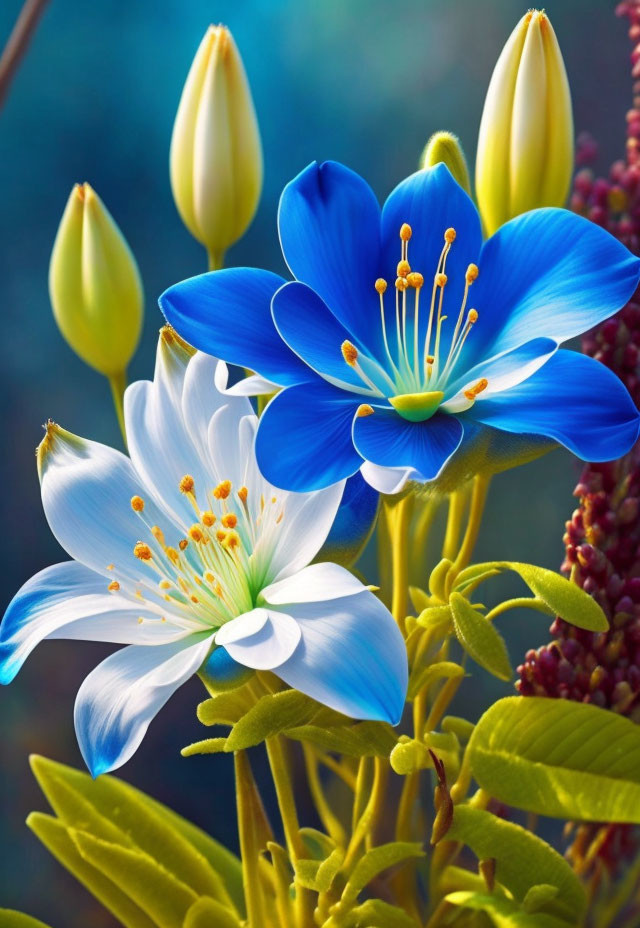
0 0 631 922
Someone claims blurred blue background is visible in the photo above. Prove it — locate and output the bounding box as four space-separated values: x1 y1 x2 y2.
0 0 632 922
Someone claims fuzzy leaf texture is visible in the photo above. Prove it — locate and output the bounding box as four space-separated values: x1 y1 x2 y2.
450 593 512 680
467 697 640 821
445 892 573 928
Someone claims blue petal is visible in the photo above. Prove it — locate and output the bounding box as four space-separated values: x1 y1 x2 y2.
274 591 408 724
272 281 368 388
380 164 483 359
467 350 640 461
317 472 380 567
353 407 464 481
159 268 311 386
466 209 640 367
278 161 383 354
74 636 211 777
200 645 252 688
256 381 363 491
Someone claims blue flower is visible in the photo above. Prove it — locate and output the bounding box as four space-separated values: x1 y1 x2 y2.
160 162 640 494
0 329 407 776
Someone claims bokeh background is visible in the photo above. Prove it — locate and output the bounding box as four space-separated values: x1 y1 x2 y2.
0 0 632 923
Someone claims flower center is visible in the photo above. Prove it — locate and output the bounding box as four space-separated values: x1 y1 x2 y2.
341 223 489 421
106 477 284 632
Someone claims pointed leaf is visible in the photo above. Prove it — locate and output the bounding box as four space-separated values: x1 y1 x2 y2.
445 892 571 928
348 899 418 927
468 697 640 822
286 721 397 757
26 814 156 928
181 737 228 756
0 912 54 928
408 660 464 700
70 828 197 928
196 689 256 726
183 897 242 928
522 885 559 915
447 806 585 922
450 593 512 681
342 842 424 903
225 690 319 751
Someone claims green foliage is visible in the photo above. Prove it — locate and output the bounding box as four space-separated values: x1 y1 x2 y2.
447 806 585 922
295 848 344 892
182 898 242 928
341 842 425 904
456 562 608 631
468 697 640 821
27 756 244 926
287 721 398 757
0 912 54 928
408 658 463 700
341 898 418 927
445 892 572 928
450 593 512 680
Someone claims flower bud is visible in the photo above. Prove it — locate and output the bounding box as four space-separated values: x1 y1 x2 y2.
420 131 471 194
49 183 143 376
475 10 573 236
170 26 263 269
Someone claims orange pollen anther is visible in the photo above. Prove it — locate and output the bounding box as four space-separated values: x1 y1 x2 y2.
189 525 204 543
179 474 195 494
216 530 227 543
108 580 120 592
238 486 248 503
465 264 479 284
222 513 237 528
435 273 448 287
356 404 374 417
468 309 479 324
223 531 240 549
397 259 411 278
426 355 435 365
341 341 358 365
159 579 171 589
178 538 189 551
202 511 216 527
406 272 424 288
134 542 152 561
214 480 232 500
130 495 144 512
167 547 179 563
444 227 456 243
395 276 409 291
151 525 165 545
400 223 412 241
464 378 489 401
375 278 388 294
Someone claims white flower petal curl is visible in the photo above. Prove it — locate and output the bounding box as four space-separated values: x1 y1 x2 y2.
215 607 301 670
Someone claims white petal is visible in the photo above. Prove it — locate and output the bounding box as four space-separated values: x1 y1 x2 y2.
261 562 365 605
184 353 252 461
74 635 211 776
0 561 188 684
360 461 415 495
443 340 557 408
208 410 259 491
214 360 280 396
274 591 408 724
215 607 301 670
39 426 167 585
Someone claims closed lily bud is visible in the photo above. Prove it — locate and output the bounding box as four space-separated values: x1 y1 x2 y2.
49 183 143 377
475 10 573 236
420 131 471 194
170 26 263 269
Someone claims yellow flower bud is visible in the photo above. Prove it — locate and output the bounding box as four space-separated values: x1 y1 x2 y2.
475 10 573 236
420 131 471 195
170 26 263 269
49 183 143 377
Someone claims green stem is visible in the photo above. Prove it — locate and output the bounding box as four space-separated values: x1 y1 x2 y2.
234 751 266 928
449 474 491 584
485 597 553 622
108 370 128 448
265 736 304 862
302 744 347 847
385 494 414 631
207 248 226 271
442 489 468 561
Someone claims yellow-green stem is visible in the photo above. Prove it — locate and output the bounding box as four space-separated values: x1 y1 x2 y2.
265 736 304 862
449 475 491 581
385 494 414 631
207 247 226 271
234 751 266 928
442 489 468 561
108 370 127 448
302 744 347 847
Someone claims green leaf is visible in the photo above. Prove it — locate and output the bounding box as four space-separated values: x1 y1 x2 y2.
341 842 424 903
286 721 397 757
442 716 475 742
450 593 512 681
300 827 335 860
0 911 54 928
460 562 608 631
347 899 418 927
183 897 242 928
196 689 255 726
70 828 197 928
468 697 640 822
181 737 228 756
26 814 156 928
522 885 559 915
409 585 431 613
447 806 585 922
225 690 319 751
29 755 243 916
408 659 464 700
295 848 344 892
445 892 571 928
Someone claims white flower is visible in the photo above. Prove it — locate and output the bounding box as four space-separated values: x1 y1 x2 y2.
0 329 407 776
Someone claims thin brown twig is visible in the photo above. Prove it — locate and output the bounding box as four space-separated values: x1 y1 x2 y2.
0 0 50 110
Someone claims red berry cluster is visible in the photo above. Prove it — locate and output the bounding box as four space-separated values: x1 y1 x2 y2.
516 1 640 877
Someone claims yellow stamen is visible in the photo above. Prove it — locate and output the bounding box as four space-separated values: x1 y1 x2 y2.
223 530 240 550
130 495 144 512
468 308 478 324
167 547 179 563
397 259 411 278
356 404 374 417
395 276 409 292
134 542 152 561
202 511 216 527
400 223 412 241
178 538 189 551
222 513 237 528
108 580 120 592
238 486 248 503
465 264 479 284
375 278 387 294
341 340 358 365
464 378 489 401
444 227 456 243
214 480 231 500
435 273 448 288
159 579 171 589
106 563 115 570
179 474 195 494
151 525 165 545
189 524 204 543
406 272 424 288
